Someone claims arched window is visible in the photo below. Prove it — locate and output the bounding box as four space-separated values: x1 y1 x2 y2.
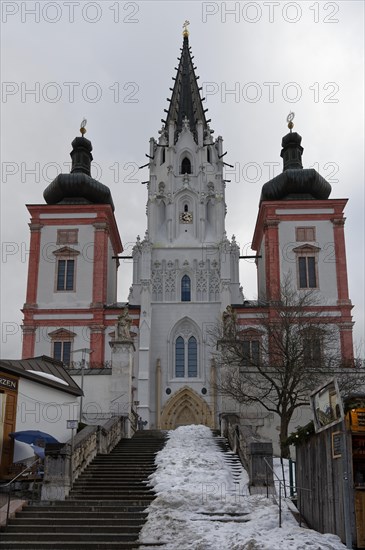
181 275 191 302
174 335 198 378
207 147 211 163
160 148 165 165
184 204 189 212
188 336 197 377
181 157 191 174
175 336 185 377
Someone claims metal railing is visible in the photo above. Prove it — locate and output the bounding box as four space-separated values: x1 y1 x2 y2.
264 457 311 528
2 459 42 527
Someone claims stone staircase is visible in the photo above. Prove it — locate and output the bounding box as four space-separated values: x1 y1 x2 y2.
0 430 166 549
212 430 249 499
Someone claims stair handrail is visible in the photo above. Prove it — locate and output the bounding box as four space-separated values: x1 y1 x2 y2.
2 458 41 527
263 457 311 528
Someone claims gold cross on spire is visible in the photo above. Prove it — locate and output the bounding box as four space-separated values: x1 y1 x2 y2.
80 118 87 136
182 20 190 37
287 111 295 132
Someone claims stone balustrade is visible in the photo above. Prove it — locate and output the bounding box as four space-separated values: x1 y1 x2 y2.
41 416 127 501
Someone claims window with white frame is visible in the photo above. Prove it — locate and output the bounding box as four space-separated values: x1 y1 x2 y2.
53 341 72 365
48 328 76 366
53 247 80 292
293 244 320 289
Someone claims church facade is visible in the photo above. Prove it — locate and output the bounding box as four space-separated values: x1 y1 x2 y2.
20 31 354 438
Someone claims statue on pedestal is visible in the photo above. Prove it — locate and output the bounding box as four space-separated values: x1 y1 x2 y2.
223 305 237 339
116 307 132 341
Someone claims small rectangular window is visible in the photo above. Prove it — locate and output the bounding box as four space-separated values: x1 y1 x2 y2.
296 227 316 242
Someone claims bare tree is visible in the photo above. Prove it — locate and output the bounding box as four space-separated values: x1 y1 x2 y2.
214 276 363 458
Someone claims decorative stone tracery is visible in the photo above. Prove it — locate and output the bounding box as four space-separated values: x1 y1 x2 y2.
160 386 214 429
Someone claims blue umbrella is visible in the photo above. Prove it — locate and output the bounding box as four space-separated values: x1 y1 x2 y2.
9 430 59 446
30 444 46 460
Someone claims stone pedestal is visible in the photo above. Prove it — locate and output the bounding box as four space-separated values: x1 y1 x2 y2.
110 339 135 437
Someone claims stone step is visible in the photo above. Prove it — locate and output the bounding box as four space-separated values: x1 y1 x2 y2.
84 466 156 471
75 473 153 477
67 495 154 502
8 518 145 526
26 501 149 509
5 525 142 534
0 543 157 549
72 484 148 490
92 462 155 466
71 487 151 493
16 511 147 519
0 533 139 542
1 432 167 548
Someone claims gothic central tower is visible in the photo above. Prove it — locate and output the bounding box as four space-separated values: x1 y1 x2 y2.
129 28 243 428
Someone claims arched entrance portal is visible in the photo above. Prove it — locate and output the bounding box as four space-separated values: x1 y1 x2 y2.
160 386 214 429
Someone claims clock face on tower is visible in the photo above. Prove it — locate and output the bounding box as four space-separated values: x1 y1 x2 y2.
180 212 193 223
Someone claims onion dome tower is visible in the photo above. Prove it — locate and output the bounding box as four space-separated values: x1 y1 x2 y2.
260 113 332 201
43 122 114 209
22 121 122 367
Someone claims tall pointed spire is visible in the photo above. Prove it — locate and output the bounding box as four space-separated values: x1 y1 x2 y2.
165 24 209 144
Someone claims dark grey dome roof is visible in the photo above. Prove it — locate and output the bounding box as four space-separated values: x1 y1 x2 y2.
43 135 114 210
261 168 331 201
260 130 332 202
44 172 114 209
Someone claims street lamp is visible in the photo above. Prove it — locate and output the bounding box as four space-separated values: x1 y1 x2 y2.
70 348 93 423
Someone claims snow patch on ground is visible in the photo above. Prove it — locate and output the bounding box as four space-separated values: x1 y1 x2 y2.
139 425 346 550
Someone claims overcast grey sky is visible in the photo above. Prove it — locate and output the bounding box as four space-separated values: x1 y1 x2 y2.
1 1 364 358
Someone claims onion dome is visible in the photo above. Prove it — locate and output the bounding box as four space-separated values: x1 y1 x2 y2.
43 123 114 210
260 114 331 202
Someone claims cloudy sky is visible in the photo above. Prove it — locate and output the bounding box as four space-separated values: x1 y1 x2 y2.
1 1 364 358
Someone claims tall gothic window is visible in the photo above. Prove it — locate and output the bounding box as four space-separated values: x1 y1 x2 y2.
160 148 165 165
181 275 191 302
175 337 185 377
175 335 198 378
181 157 191 174
188 336 198 377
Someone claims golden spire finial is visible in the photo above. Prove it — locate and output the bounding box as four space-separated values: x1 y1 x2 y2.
287 111 295 132
182 20 190 38
80 118 87 137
